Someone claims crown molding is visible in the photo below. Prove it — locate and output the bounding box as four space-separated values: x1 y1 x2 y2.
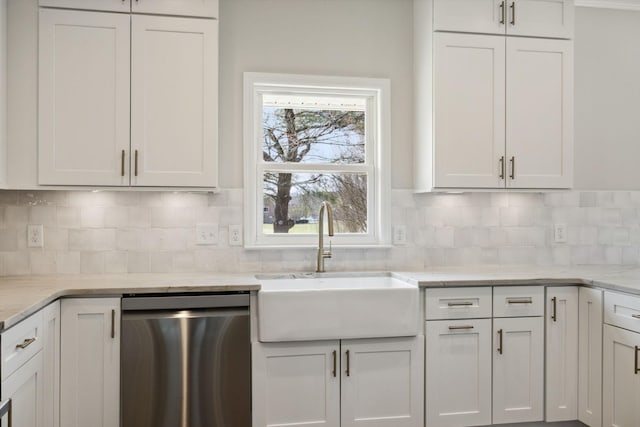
576 0 640 11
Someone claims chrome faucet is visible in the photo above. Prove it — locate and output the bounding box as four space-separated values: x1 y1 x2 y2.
316 201 335 273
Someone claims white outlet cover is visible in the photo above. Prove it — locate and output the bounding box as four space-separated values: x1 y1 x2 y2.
554 223 567 244
196 223 219 245
392 225 407 245
27 224 44 248
229 225 243 246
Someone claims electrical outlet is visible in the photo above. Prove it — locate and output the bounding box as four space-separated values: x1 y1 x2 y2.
229 225 243 246
196 223 219 245
392 225 407 245
554 223 567 244
27 224 44 248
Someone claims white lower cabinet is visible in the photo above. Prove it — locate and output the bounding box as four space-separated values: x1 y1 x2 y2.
425 319 492 427
603 324 640 427
42 301 60 427
60 298 120 427
579 287 603 427
546 286 579 421
492 316 544 424
0 352 44 427
252 336 424 427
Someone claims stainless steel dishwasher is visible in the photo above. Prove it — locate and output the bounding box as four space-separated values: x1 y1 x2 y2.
121 293 250 427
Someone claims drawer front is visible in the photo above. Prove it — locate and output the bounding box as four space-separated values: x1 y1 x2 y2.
426 287 492 320
493 286 544 317
604 291 640 333
1 311 44 381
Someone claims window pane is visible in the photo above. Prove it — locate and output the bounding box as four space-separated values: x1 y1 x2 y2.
263 172 368 234
262 101 366 165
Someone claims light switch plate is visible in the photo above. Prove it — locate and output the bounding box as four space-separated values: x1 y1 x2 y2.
196 223 219 245
554 223 567 243
392 225 407 245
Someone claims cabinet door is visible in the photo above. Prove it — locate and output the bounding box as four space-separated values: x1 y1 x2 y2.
0 352 44 427
546 286 579 421
507 0 574 39
38 9 131 186
506 37 573 189
60 298 120 427
341 336 424 427
252 341 340 427
42 301 60 427
579 287 603 427
425 319 491 427
131 15 218 188
433 0 505 35
493 317 544 424
131 0 218 18
433 33 505 189
603 324 640 427
38 0 130 12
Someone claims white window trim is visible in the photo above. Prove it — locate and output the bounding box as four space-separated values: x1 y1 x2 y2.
243 72 391 248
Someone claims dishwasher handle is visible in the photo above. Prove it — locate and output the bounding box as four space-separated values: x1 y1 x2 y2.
122 293 249 311
0 399 11 427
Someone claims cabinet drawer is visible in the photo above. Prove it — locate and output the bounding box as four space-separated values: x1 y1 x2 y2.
493 286 544 317
1 310 44 381
604 291 640 333
426 287 492 320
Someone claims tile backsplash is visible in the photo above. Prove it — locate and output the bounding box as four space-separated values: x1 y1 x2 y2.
0 189 639 275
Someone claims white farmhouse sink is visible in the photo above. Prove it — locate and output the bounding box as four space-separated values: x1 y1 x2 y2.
257 274 419 342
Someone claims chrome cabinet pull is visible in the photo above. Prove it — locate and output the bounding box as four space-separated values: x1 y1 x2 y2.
121 150 125 177
551 297 557 322
507 297 532 304
111 309 116 339
345 350 350 377
449 325 474 330
0 399 12 427
499 156 505 179
510 1 516 25
15 337 36 350
448 301 473 307
499 1 506 25
635 346 640 374
332 350 337 378
509 156 515 179
498 329 503 354
632 314 640 319
134 150 139 177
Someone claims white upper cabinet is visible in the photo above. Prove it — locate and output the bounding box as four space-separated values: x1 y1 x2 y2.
506 37 573 189
433 33 505 189
38 9 131 186
39 0 130 13
508 0 574 39
132 0 218 19
131 15 218 187
39 0 218 18
433 0 574 39
433 0 504 35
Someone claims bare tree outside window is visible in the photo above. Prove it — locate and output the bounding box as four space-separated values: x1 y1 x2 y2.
262 107 367 234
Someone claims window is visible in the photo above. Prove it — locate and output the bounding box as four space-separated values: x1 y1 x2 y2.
243 73 390 247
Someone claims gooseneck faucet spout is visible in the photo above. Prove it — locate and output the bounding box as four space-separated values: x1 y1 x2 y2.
316 201 334 273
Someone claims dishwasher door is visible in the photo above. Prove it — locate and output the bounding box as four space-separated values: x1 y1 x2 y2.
121 294 250 427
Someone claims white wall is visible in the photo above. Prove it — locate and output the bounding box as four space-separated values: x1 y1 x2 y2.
218 0 414 189
574 7 640 189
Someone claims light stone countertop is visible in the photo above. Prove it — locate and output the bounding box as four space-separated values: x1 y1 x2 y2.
0 273 260 331
394 265 640 294
4 265 640 332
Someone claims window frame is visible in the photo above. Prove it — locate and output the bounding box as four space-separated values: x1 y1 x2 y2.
243 72 391 248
